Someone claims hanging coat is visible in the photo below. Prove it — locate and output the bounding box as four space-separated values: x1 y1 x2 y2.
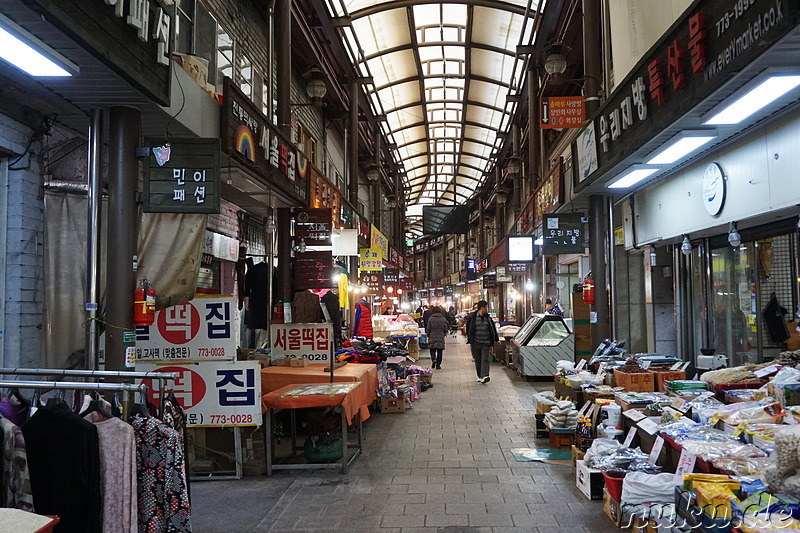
426 312 450 350
763 292 790 343
353 300 373 338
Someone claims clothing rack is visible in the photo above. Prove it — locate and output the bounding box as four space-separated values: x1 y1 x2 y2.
0 368 178 417
0 380 144 392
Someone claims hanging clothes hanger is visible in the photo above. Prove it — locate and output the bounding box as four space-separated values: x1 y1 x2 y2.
129 386 151 419
110 392 122 418
79 396 114 420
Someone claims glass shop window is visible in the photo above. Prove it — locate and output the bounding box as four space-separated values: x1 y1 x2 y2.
194 6 218 89
175 0 195 53
216 27 234 89
261 76 271 117
296 123 317 167
237 54 253 98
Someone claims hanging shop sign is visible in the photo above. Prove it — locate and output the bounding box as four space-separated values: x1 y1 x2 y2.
309 169 341 224
134 296 237 362
269 323 333 363
401 278 414 291
28 0 172 104
136 361 261 427
370 225 389 260
383 268 400 286
340 204 353 228
357 217 370 244
576 121 599 183
294 251 334 290
359 248 383 271
221 78 307 205
508 236 535 262
450 272 460 284
542 214 586 255
476 259 489 273
143 137 220 214
508 263 529 273
702 162 726 216
534 159 564 227
434 288 444 298
576 0 800 188
295 208 333 246
202 231 239 261
498 276 513 283
358 270 383 296
483 274 497 289
389 247 401 267
444 285 454 296
541 96 586 129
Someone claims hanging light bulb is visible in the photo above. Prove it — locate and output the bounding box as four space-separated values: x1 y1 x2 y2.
728 222 741 247
681 235 692 256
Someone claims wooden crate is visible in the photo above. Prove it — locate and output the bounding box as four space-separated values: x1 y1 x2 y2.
650 369 686 392
614 369 654 392
548 428 575 449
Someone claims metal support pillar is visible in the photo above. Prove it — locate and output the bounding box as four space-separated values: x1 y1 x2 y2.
583 0 603 117
276 208 292 305
86 109 103 370
527 67 540 190
106 106 139 371
348 83 359 207
477 198 485 257
589 195 609 349
372 135 381 228
275 0 291 137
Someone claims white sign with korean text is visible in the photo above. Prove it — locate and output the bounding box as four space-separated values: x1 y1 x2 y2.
270 323 333 362
135 361 261 427
135 296 237 361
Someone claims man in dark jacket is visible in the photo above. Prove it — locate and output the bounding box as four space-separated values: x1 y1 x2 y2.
466 300 499 383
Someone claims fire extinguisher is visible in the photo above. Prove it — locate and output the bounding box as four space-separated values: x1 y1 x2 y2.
134 278 156 326
582 273 595 306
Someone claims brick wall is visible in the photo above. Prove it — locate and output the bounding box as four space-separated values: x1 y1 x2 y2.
207 198 240 238
1 114 44 368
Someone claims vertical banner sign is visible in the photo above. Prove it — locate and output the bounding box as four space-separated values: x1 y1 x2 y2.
542 214 585 255
483 274 497 289
270 323 332 362
295 208 333 246
359 270 383 295
143 137 221 214
135 296 237 361
444 285 454 297
293 251 334 289
370 225 389 260
541 96 586 129
136 362 262 427
359 248 383 271
383 268 399 287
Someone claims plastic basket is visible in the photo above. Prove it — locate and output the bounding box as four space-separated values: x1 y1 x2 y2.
602 470 625 502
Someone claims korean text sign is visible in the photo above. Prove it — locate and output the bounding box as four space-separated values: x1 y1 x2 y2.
541 96 585 129
542 215 585 255
136 362 261 427
359 248 383 271
270 323 333 363
143 137 221 214
135 296 237 362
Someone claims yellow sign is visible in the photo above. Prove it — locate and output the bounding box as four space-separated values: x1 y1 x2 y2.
614 227 624 246
359 248 382 271
370 225 388 260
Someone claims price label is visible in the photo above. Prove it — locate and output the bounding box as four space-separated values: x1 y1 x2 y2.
673 448 697 484
649 436 665 464
733 422 747 436
623 427 637 448
709 414 722 425
697 391 714 400
671 398 689 412
680 361 691 371
641 360 652 370
579 401 592 416
670 362 682 371
623 409 646 422
755 364 782 378
576 359 587 371
638 418 659 435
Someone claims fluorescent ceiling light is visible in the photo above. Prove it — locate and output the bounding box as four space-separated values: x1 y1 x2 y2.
607 168 658 189
646 136 715 165
0 19 72 77
704 75 800 125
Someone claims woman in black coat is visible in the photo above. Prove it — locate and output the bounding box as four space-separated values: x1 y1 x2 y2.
426 306 450 369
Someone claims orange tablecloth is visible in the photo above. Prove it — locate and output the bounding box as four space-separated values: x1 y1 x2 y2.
261 383 363 424
261 364 378 420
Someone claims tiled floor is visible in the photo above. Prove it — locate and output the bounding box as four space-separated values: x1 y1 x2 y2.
192 336 619 532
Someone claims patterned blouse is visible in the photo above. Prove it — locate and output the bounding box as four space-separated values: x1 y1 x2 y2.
130 415 192 533
0 417 34 512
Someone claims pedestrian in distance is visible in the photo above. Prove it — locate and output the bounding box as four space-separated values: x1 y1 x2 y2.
466 300 499 383
426 306 450 370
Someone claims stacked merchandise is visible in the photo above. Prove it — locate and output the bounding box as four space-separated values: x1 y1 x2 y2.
544 400 579 429
336 337 409 364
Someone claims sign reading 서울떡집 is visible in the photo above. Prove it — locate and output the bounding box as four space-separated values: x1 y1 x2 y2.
143 137 221 214
270 323 333 363
136 361 261 427
135 296 237 362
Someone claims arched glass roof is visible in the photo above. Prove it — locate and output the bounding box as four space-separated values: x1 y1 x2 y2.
323 0 539 236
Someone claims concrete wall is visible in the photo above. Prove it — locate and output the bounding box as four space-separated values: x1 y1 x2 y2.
607 0 693 91
0 114 44 368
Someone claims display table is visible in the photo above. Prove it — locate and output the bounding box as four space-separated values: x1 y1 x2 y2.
261 383 364 475
261 363 378 421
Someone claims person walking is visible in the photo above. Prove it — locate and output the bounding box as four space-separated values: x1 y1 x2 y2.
426 306 450 369
466 300 498 383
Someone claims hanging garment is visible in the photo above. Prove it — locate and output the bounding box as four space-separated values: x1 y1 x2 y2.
0 417 33 512
763 292 791 343
426 311 450 351
353 300 373 338
22 402 102 533
293 290 322 323
0 395 29 427
245 262 270 329
161 399 187 449
338 273 349 310
131 415 192 533
321 290 343 346
82 397 137 533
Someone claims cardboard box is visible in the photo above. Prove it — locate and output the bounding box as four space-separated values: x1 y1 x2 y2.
603 488 622 525
379 396 405 413
274 357 310 367
571 445 585 475
650 370 686 392
614 369 655 392
768 382 800 407
576 459 604 500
